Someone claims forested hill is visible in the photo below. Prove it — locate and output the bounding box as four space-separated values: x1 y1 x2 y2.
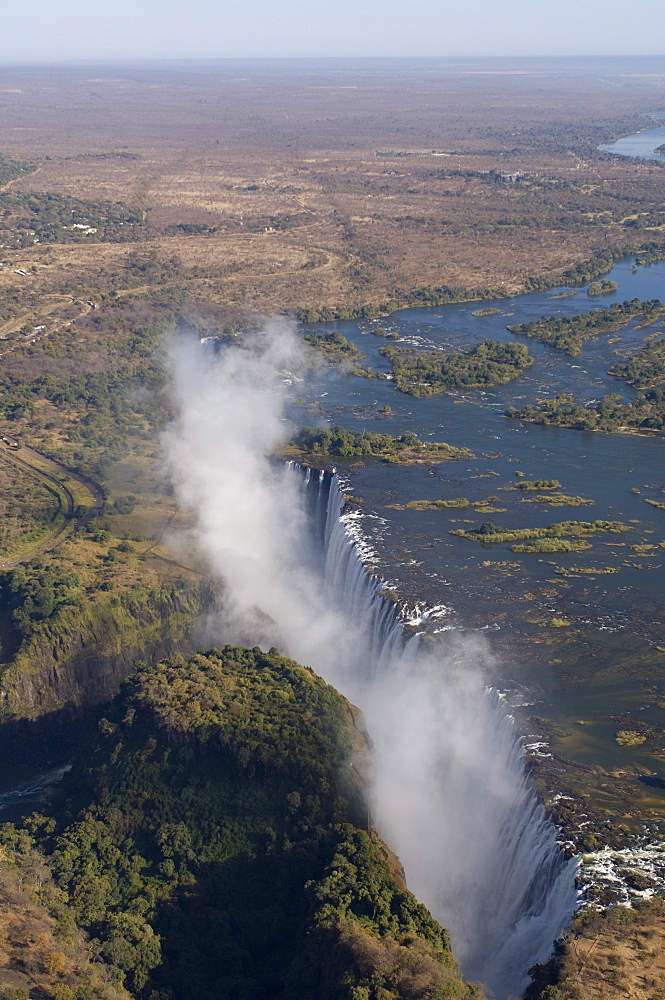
1 647 484 1000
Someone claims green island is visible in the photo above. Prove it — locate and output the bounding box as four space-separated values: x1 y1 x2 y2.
609 334 665 388
506 388 665 432
519 493 593 506
471 307 501 317
285 426 471 463
386 497 507 512
303 331 382 378
0 647 481 1000
587 279 618 296
507 298 665 356
450 518 628 552
379 340 532 397
514 479 561 491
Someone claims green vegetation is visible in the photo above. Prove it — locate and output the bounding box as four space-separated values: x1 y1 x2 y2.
522 244 660 293
507 299 665 356
294 284 497 324
554 564 619 575
289 426 471 462
506 388 665 433
515 479 561 491
386 497 508 512
296 245 665 326
587 279 618 297
2 648 481 1000
0 153 36 187
616 730 648 747
380 339 532 397
0 457 63 560
0 346 168 480
609 334 665 389
512 539 593 554
451 519 627 547
0 833 131 1000
0 554 206 693
388 498 471 510
519 494 593 507
0 559 83 648
303 331 381 378
471 307 501 317
304 330 366 364
0 191 144 249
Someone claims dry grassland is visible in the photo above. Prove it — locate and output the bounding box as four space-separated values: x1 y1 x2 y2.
542 902 665 1000
0 58 664 318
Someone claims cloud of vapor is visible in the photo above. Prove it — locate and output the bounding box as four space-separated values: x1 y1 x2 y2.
162 319 359 669
162 320 577 1000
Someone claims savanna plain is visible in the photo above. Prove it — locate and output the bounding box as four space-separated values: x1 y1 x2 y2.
1 57 665 1000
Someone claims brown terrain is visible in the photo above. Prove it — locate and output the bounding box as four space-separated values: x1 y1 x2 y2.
1 58 665 999
529 899 665 1000
0 57 664 326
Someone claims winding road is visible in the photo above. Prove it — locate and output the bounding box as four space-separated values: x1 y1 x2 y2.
0 437 104 570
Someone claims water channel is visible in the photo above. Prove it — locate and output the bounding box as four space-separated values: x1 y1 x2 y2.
290 254 665 842
598 114 665 161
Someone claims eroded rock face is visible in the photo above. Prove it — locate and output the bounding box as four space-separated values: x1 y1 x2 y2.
0 580 215 760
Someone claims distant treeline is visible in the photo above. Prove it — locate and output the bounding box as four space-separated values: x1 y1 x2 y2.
294 241 665 325
0 152 36 187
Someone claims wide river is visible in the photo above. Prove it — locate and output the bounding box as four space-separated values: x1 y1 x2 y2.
599 115 665 160
293 254 665 835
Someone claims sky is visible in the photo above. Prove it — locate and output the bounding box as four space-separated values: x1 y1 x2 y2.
1 0 664 62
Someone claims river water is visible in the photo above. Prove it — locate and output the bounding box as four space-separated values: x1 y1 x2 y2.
292 255 665 834
598 115 665 161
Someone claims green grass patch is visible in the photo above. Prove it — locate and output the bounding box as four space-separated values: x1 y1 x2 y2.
616 730 648 747
512 538 593 554
451 518 628 546
519 493 594 506
515 479 561 491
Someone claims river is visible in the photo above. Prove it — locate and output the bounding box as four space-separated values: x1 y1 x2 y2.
599 115 665 160
291 254 665 842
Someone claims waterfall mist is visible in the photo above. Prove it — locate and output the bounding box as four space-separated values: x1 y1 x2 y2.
163 323 578 1000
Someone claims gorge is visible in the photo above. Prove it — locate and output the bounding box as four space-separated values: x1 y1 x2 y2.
164 330 579 998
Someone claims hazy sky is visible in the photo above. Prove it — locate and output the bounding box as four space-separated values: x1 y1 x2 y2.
2 0 664 62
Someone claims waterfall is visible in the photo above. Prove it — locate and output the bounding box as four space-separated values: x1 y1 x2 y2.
164 333 579 1000
301 466 579 999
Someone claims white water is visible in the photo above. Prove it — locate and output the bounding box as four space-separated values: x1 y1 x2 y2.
164 329 579 1000
316 470 578 998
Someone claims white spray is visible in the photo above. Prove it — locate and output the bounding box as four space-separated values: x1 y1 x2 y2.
163 323 578 1000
